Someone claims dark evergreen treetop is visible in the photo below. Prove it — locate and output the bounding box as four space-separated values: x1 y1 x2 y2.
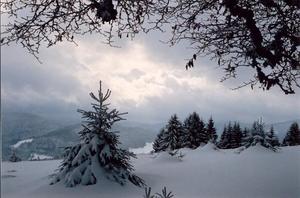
282 122 300 146
153 128 168 153
183 112 207 148
164 114 185 151
218 122 242 149
206 117 218 144
218 125 229 149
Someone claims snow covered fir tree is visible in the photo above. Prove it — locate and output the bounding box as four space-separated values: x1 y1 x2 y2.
183 112 207 148
218 122 242 149
163 114 185 151
153 113 221 152
282 122 300 146
51 81 144 187
152 114 185 153
206 117 218 144
243 119 277 151
153 128 167 153
265 126 280 148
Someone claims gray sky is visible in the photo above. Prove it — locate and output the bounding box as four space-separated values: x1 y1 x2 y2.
2 32 300 124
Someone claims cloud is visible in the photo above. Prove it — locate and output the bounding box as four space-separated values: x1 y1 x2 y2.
2 34 300 124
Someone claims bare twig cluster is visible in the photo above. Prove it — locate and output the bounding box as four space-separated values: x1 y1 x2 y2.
1 0 299 94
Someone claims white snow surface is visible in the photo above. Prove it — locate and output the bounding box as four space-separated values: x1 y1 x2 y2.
28 153 54 160
129 142 153 154
2 145 300 198
11 138 33 148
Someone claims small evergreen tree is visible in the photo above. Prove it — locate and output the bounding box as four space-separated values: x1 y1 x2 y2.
241 127 250 146
218 125 228 149
9 150 21 162
244 120 275 151
183 112 207 148
164 114 185 151
230 122 243 148
282 122 300 146
206 117 218 144
266 126 280 147
51 81 144 187
153 128 168 153
219 122 244 149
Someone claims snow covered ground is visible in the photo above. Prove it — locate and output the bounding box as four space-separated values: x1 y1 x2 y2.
129 142 153 154
2 145 300 198
28 153 54 161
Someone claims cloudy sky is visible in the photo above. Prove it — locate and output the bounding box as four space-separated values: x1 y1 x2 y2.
2 31 300 124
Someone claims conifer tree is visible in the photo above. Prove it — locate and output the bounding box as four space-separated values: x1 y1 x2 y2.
219 122 243 149
218 125 229 149
266 126 280 147
241 128 250 146
206 117 218 144
164 114 185 151
231 122 243 148
9 150 21 162
51 81 144 187
282 122 300 146
153 128 168 153
183 112 206 148
244 120 275 151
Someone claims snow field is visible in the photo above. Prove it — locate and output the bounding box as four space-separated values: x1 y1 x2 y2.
2 145 300 198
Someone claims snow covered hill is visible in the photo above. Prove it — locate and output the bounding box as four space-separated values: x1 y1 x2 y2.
11 138 34 149
2 145 300 198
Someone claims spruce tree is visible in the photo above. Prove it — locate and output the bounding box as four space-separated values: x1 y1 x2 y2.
244 120 275 151
206 117 218 144
164 114 185 151
9 150 21 162
153 128 168 152
219 122 243 149
51 81 144 187
183 112 207 148
218 125 229 149
282 122 300 146
266 126 280 147
241 127 250 146
231 122 243 148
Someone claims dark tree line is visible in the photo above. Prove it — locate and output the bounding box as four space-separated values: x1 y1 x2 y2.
153 112 218 152
1 0 299 93
154 115 300 153
282 122 300 146
219 120 300 150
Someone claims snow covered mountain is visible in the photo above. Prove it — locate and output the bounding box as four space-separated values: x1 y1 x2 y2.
2 112 298 161
2 113 161 160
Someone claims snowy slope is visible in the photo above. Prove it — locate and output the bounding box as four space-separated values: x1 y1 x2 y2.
11 138 33 148
28 153 54 161
2 145 300 198
129 142 154 154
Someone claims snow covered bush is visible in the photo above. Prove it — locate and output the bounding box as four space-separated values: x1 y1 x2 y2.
51 81 144 187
